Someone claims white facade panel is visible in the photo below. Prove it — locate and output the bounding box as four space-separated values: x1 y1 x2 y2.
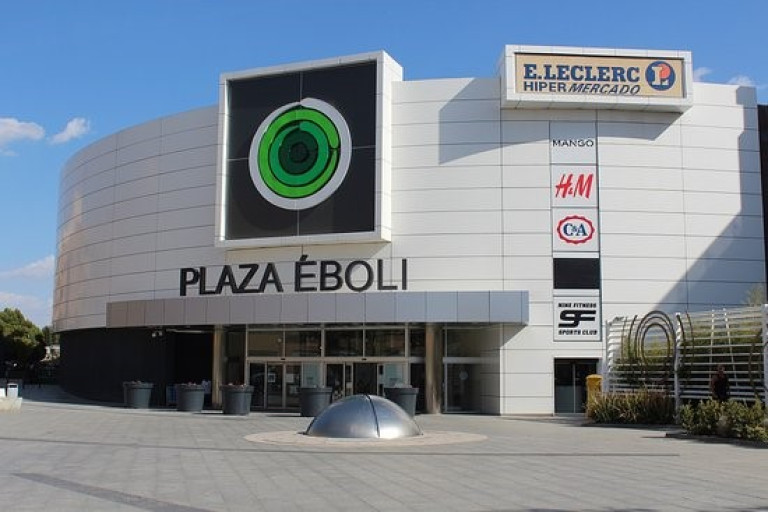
599 144 682 168
600 211 685 235
683 148 760 172
392 211 502 235
600 166 683 191
393 144 500 168
403 257 503 281
500 141 549 165
502 165 550 188
115 138 161 167
392 99 501 125
114 175 159 203
393 189 502 213
502 210 551 233
599 189 684 213
115 157 161 185
393 121 500 147
685 214 763 238
393 167 502 191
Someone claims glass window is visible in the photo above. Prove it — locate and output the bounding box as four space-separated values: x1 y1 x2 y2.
248 331 283 357
366 328 405 357
301 362 322 387
325 329 363 357
409 328 425 357
446 328 496 357
225 330 246 384
382 363 405 388
284 330 322 357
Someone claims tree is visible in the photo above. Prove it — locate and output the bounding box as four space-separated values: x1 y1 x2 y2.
0 308 42 366
743 284 766 307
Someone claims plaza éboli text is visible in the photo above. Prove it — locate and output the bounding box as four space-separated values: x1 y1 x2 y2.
180 257 408 296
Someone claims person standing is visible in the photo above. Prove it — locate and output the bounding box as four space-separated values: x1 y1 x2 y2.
709 365 730 402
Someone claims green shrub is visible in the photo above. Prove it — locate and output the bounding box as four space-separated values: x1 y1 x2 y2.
680 400 768 442
587 389 675 424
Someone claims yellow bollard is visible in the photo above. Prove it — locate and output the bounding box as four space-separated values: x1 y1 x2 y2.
586 374 602 404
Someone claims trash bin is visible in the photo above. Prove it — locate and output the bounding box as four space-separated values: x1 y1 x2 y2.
586 374 602 404
6 383 19 399
299 387 332 417
384 387 419 417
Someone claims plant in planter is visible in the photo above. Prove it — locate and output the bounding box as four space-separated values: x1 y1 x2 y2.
123 381 153 409
176 382 205 412
220 383 254 415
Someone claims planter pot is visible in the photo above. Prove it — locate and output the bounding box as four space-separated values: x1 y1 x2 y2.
124 382 153 409
299 387 332 417
384 387 419 417
176 384 205 412
221 385 254 415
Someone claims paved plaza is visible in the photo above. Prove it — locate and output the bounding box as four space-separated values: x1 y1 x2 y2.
0 386 766 512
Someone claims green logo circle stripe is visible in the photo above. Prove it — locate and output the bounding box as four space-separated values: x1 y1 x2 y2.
267 121 330 187
256 106 341 199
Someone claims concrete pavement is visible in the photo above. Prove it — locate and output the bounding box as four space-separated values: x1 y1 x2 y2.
0 385 766 511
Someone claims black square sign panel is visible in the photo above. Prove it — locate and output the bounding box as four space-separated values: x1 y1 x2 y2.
223 61 377 241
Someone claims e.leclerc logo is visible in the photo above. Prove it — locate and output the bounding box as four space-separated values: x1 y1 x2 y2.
557 215 595 245
248 98 351 211
645 60 676 91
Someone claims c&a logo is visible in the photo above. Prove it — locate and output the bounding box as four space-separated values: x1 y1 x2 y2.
556 215 595 245
645 60 676 91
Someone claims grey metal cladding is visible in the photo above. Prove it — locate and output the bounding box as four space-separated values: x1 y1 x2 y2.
457 291 490 322
426 292 458 322
364 292 396 323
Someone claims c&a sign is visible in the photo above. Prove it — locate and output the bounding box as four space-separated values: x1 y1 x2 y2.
552 209 599 252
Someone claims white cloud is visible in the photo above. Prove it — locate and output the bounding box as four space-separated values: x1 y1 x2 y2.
692 67 713 82
0 118 45 150
50 117 91 144
727 75 757 87
0 291 51 326
0 255 55 279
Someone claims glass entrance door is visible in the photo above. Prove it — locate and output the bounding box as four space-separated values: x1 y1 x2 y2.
326 363 353 402
445 363 480 412
249 362 265 408
249 362 302 410
353 362 377 395
554 359 598 413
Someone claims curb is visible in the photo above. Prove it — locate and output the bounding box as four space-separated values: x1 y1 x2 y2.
665 431 768 448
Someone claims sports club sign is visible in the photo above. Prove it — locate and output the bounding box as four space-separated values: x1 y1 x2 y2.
515 53 685 98
554 297 601 341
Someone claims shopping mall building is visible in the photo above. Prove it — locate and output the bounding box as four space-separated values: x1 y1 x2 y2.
54 45 767 414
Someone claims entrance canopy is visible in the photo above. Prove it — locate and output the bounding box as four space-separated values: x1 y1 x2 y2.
107 291 529 328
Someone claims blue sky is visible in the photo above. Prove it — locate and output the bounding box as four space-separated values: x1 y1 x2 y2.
1 1 766 327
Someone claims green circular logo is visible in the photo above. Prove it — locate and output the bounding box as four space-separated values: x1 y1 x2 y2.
249 98 351 210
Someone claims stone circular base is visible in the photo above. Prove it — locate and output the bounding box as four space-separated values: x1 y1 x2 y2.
244 430 486 447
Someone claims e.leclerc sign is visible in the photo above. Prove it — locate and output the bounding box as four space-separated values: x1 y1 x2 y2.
515 53 684 98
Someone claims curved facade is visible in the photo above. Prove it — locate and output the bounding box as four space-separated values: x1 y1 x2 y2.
55 47 765 414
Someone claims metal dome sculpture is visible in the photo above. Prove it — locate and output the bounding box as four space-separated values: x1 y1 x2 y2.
305 394 422 439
